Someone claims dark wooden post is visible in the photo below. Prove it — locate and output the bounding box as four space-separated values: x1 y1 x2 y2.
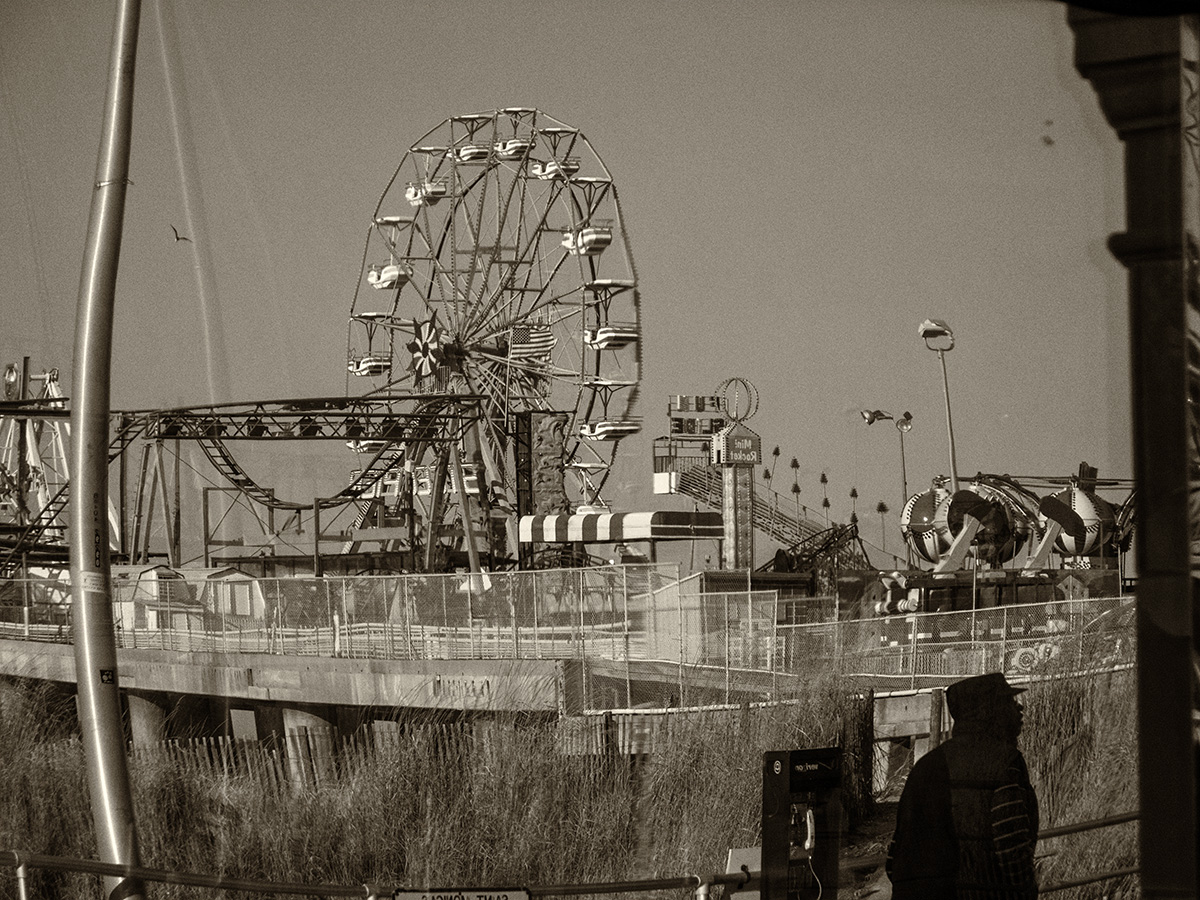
1069 10 1198 898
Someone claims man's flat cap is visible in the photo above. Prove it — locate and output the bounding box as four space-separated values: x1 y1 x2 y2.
946 672 1025 718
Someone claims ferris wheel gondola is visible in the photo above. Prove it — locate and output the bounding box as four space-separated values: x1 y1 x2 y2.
344 108 642 569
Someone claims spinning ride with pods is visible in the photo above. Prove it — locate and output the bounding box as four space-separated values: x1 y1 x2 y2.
344 108 642 569
0 365 71 566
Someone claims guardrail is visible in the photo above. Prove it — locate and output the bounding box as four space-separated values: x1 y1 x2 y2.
0 850 758 900
833 809 1140 895
3 811 1139 899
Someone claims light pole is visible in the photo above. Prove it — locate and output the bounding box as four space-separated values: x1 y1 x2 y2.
919 318 960 493
861 409 914 565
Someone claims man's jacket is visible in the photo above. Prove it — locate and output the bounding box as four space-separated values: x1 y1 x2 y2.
887 729 1039 900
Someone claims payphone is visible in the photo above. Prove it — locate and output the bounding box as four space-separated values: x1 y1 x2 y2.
762 747 843 900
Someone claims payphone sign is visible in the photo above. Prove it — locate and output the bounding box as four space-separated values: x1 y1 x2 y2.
788 755 839 791
393 892 530 900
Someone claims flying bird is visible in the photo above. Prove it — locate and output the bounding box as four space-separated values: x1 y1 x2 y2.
170 225 191 242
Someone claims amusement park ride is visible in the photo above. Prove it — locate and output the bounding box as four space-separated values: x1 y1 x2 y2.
1 361 74 572
2 109 644 579
648 374 1135 613
0 107 1136 613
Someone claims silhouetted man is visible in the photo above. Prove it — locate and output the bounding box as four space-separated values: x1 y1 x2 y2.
886 672 1039 900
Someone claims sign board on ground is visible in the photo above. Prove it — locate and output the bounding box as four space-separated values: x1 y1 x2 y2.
394 891 530 900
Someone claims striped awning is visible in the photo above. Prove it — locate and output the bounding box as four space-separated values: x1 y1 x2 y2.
518 510 724 543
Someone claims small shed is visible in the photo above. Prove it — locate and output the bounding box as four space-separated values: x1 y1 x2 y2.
110 564 204 631
182 566 266 619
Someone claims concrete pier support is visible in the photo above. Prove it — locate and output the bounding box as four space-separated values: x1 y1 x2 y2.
256 705 338 786
165 694 233 740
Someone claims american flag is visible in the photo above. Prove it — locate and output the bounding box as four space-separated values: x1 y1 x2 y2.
509 322 556 361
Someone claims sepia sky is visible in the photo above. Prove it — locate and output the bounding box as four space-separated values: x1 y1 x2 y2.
0 0 1130 565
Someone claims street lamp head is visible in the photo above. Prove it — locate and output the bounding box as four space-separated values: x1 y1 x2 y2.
3 364 18 400
896 411 913 433
919 317 955 352
861 409 894 425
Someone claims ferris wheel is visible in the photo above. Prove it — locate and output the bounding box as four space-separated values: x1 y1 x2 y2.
344 108 642 567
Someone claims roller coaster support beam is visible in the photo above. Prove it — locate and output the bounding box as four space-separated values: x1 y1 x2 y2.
423 447 450 572
139 396 475 442
68 0 146 897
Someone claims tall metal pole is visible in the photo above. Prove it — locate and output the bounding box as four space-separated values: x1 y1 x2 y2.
69 2 145 898
937 349 959 492
897 427 912 567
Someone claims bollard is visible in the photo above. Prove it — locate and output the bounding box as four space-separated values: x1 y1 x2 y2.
929 687 945 748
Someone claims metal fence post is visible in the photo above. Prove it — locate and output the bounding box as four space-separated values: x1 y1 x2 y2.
609 567 618 668
678 584 685 704
724 591 730 705
1001 606 1008 673
532 569 541 658
771 590 778 697
909 615 918 689
467 575 477 659
401 575 411 658
747 588 753 669
509 573 519 659
440 575 450 658
623 566 632 707
327 579 337 658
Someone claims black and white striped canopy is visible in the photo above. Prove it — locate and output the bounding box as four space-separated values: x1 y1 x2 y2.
518 511 723 543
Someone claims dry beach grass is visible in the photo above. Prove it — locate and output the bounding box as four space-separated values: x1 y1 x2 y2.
0 658 1136 900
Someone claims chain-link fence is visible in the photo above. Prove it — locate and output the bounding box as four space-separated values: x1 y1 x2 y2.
0 567 1133 697
634 583 1131 683
0 564 680 660
828 594 1134 683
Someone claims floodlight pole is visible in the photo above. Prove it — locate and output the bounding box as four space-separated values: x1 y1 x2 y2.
69 2 145 899
863 409 914 566
895 417 912 567
936 348 959 493
919 319 960 493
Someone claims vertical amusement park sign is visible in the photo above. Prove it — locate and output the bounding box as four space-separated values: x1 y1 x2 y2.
711 377 761 570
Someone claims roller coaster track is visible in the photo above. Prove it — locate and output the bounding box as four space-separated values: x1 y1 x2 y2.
674 464 826 546
139 396 470 443
139 396 478 512
2 397 482 569
0 485 70 575
196 437 413 512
